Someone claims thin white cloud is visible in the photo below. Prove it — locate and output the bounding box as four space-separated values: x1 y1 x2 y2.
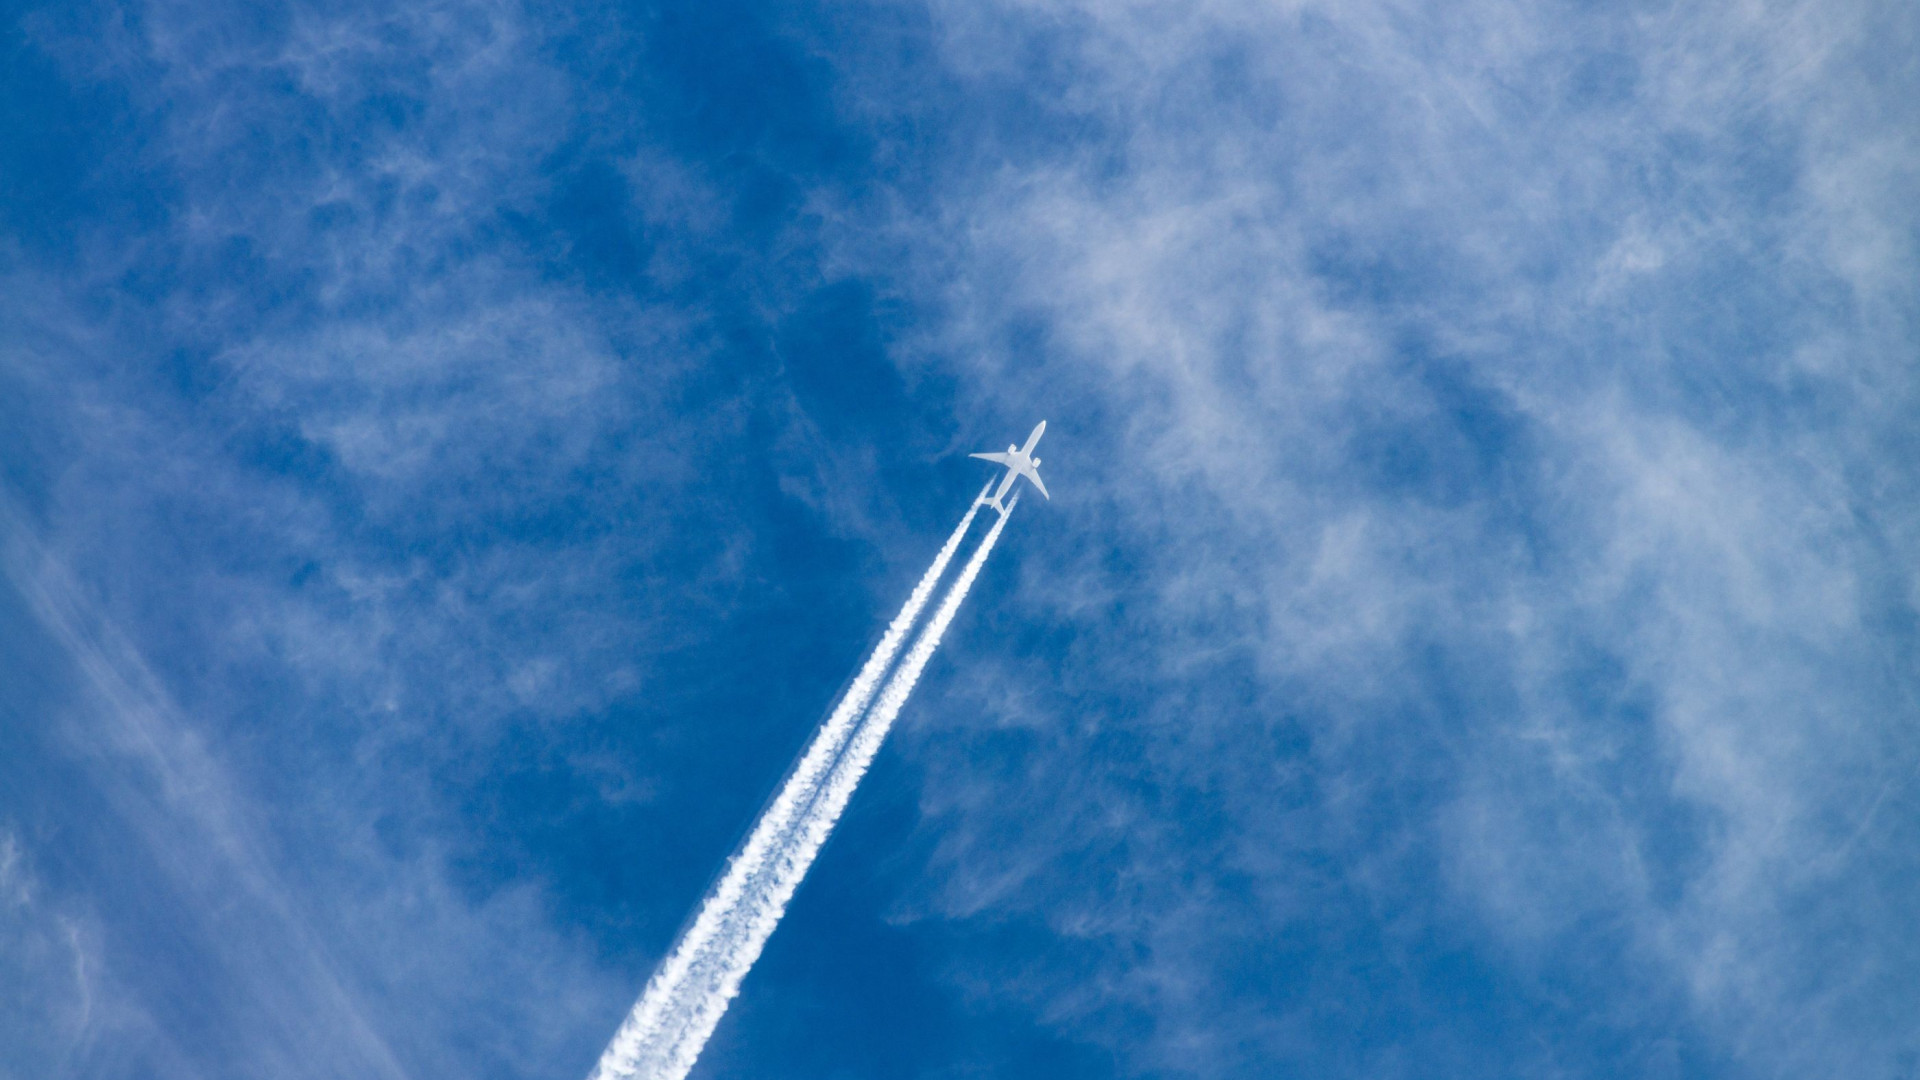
831 0 1920 1073
0 496 413 1080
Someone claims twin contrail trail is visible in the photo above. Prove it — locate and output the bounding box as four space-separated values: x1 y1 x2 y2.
589 489 1017 1080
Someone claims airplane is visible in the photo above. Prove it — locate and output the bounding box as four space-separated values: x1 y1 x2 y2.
970 420 1050 514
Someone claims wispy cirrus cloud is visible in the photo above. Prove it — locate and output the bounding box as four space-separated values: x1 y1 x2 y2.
1 2 741 1076
803 0 1920 1075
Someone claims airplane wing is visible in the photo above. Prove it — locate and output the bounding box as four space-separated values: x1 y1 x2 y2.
970 451 1017 467
1021 465 1050 500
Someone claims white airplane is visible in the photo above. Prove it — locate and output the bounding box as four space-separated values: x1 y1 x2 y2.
970 420 1050 514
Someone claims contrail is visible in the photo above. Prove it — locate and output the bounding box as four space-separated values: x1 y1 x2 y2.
589 489 1007 1080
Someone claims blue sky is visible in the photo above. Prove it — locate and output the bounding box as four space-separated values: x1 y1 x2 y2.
2 0 1917 1077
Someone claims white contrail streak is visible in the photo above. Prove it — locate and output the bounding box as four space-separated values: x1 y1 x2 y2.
589 489 1006 1080
795 497 1016 883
